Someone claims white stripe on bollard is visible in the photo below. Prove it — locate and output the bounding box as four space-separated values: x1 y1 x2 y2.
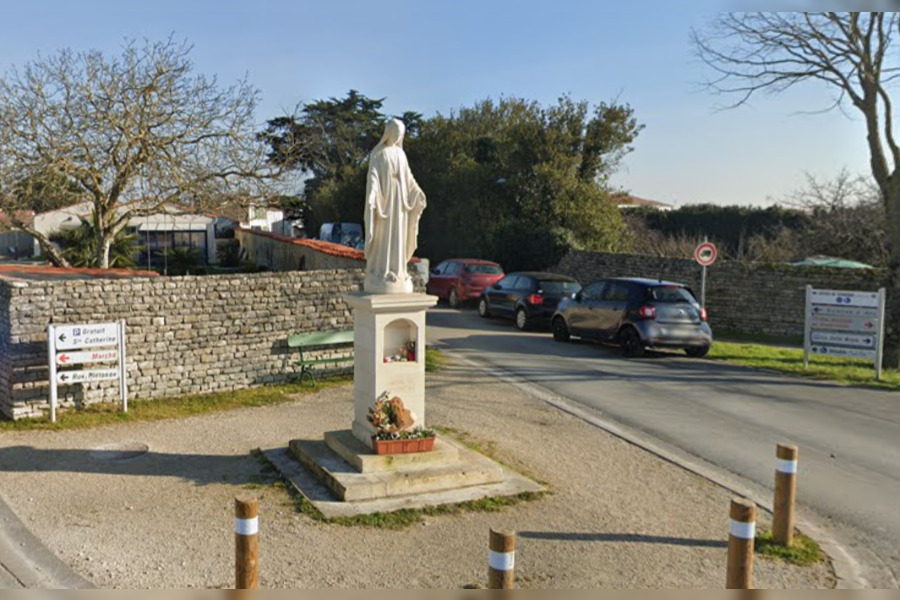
776 458 798 474
729 519 756 540
489 550 515 571
235 516 259 536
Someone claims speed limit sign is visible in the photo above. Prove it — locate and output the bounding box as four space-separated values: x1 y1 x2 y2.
694 242 717 267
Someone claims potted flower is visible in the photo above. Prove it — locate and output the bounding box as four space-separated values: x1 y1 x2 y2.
367 391 436 455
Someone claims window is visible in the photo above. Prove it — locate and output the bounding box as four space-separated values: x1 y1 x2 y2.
495 275 518 289
581 282 606 301
541 281 581 295
650 285 696 304
514 276 534 291
603 282 631 302
464 263 503 275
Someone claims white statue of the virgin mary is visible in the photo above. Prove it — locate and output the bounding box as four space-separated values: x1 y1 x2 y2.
363 118 427 294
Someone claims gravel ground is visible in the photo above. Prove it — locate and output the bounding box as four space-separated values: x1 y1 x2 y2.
0 356 835 589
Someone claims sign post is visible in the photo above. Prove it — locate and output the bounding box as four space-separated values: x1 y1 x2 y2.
47 320 127 422
804 286 885 379
694 239 718 307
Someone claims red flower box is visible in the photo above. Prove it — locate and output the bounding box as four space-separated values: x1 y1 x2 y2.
371 436 436 455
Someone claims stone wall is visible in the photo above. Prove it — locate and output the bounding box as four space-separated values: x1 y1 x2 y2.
236 228 365 272
554 250 886 338
0 269 365 420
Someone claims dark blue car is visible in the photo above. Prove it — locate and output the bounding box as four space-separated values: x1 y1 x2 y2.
478 272 582 331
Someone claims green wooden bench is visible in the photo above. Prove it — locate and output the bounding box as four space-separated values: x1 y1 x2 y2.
287 330 354 386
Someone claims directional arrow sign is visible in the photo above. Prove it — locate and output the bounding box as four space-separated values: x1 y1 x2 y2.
811 346 877 360
55 323 119 350
810 331 876 348
809 315 878 333
56 369 119 385
56 349 119 366
810 305 879 318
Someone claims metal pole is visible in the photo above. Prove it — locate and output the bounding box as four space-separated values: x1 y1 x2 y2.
803 285 812 369
48 324 58 423
235 497 259 589
488 528 515 589
773 444 798 547
119 319 128 413
726 498 756 589
700 264 707 308
875 287 886 381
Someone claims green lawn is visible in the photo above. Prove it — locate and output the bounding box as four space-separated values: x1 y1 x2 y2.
709 340 900 391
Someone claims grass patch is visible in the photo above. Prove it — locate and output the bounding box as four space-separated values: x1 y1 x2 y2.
424 345 445 372
716 329 804 347
709 341 900 391
755 530 827 566
0 375 353 431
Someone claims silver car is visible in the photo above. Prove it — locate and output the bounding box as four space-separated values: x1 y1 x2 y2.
551 277 713 358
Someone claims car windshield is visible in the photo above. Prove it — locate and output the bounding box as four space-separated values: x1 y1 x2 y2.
464 264 502 275
649 285 696 303
540 281 582 294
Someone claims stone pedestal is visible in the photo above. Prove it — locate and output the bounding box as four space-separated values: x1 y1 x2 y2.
343 292 437 447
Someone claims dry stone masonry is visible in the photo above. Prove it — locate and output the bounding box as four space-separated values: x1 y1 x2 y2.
0 269 364 420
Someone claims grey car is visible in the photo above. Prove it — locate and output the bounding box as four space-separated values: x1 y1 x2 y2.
551 277 713 357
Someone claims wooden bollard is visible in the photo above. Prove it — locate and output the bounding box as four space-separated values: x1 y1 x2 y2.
235 497 259 589
726 498 756 589
488 528 515 589
773 443 798 547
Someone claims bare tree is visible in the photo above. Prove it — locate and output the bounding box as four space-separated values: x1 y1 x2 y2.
693 12 900 367
0 36 278 268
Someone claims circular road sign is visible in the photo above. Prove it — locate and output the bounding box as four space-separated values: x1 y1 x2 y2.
694 242 717 266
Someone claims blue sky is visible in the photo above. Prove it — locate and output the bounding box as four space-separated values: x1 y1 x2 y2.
0 1 874 207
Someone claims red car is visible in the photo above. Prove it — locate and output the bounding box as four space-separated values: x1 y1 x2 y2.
426 259 504 308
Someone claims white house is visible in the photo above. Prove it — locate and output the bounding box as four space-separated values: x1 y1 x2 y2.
32 201 217 266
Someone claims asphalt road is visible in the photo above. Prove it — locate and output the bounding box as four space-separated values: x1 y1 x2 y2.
426 306 900 588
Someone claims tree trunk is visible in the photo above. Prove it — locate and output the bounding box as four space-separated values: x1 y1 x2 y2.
882 183 900 369
96 238 112 269
16 225 72 268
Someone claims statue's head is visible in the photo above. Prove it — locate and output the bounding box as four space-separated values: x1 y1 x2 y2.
382 118 405 147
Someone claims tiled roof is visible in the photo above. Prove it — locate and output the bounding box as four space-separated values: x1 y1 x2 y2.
0 210 36 230
240 228 365 261
0 264 160 282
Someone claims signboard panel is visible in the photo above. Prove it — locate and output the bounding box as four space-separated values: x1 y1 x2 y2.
54 323 119 350
808 315 878 333
809 305 879 318
804 286 886 379
56 369 119 385
810 346 877 360
809 289 880 308
810 331 876 348
48 320 128 422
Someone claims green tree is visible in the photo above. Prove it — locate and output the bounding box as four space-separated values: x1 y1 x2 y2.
693 12 900 367
0 36 277 268
409 95 642 270
259 90 391 228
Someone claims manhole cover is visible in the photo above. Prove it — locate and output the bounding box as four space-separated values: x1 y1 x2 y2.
90 442 149 461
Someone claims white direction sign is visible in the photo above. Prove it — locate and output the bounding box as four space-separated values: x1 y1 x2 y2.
809 289 880 308
55 323 119 350
804 286 886 379
56 369 119 385
48 320 128 422
810 331 876 348
808 314 878 334
810 346 877 360
56 349 119 366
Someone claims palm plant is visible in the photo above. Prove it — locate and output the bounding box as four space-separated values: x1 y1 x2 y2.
52 220 140 268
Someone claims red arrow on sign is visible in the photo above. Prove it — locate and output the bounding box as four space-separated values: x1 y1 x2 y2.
58 354 70 363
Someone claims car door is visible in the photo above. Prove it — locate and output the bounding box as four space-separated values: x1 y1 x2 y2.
488 275 519 316
567 281 606 337
594 281 632 339
426 261 449 296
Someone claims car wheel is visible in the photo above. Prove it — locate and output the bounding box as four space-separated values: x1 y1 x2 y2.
448 288 460 308
619 327 645 358
515 308 529 331
685 345 710 358
478 297 491 318
552 317 570 342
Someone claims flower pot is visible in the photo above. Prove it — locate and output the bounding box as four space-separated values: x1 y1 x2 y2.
371 435 436 455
